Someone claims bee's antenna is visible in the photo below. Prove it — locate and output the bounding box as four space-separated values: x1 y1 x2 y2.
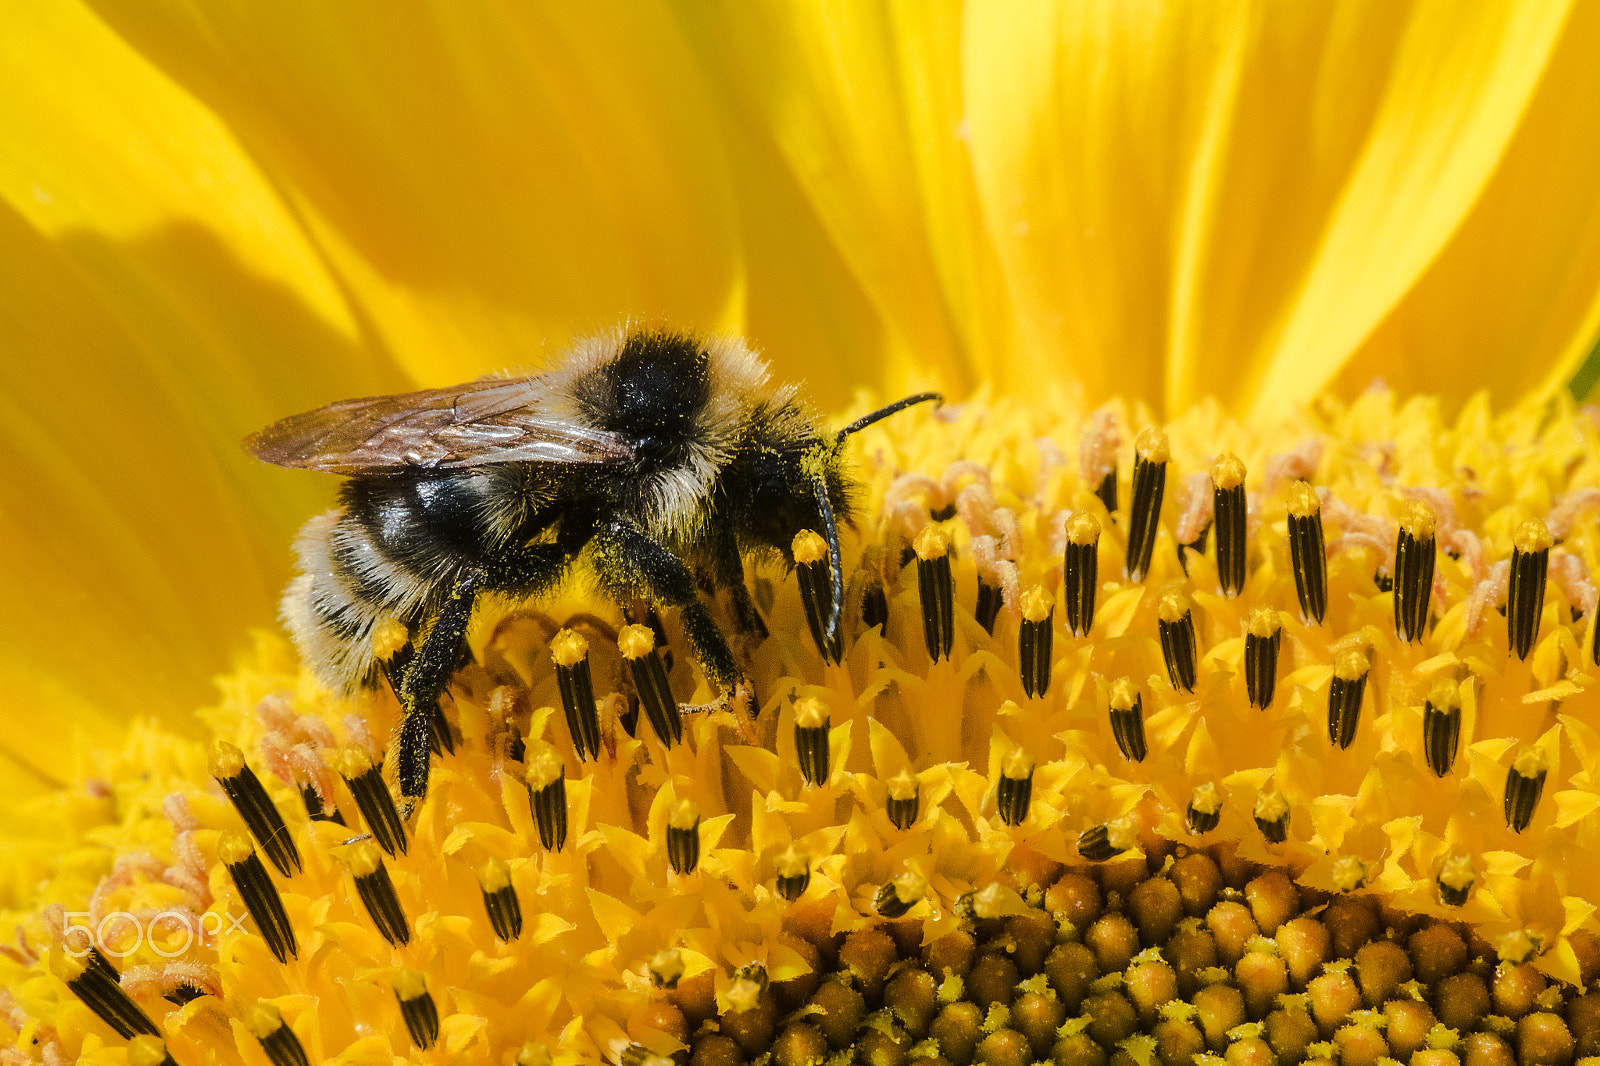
836 391 944 440
811 473 845 647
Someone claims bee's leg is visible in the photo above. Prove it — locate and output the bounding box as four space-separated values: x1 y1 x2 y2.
712 535 768 642
380 641 451 756
480 542 572 598
396 568 483 812
593 520 739 690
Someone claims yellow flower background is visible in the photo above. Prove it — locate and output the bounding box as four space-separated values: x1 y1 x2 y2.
5 3 1600 1053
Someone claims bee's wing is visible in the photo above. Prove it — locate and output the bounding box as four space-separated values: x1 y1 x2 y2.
246 375 631 473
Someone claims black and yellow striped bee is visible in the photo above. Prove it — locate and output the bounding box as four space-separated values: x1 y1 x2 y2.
249 326 938 809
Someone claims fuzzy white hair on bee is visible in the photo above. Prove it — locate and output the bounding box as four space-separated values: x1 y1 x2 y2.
248 325 941 810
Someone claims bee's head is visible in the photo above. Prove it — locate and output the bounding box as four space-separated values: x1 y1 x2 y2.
733 408 838 555
736 390 944 640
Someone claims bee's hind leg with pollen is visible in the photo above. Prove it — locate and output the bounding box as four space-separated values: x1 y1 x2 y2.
392 568 484 815
387 540 578 813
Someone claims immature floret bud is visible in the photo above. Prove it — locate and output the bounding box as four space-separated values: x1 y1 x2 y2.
1194 983 1246 1051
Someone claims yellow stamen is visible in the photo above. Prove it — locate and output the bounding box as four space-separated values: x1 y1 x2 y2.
211 740 302 876
1508 518 1552 661
775 844 811 901
619 623 682 747
1327 647 1370 750
1127 427 1171 583
246 1001 310 1066
913 524 954 661
793 528 843 663
1286 480 1328 624
1108 677 1146 762
551 628 602 760
126 1036 178 1066
1210 452 1248 597
335 744 407 857
667 798 700 875
394 968 440 1050
1063 509 1101 637
477 857 522 942
219 830 297 963
339 840 410 946
1244 606 1282 710
793 696 831 785
524 743 567 852
998 748 1034 827
1394 500 1438 643
885 766 919 831
1018 584 1055 697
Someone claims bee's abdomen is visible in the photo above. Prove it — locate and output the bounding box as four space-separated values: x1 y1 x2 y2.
282 501 459 694
346 472 503 573
282 471 545 692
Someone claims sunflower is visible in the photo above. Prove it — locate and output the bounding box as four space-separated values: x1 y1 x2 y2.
5 4 1600 1065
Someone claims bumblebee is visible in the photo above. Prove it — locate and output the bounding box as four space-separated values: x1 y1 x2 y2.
248 327 939 809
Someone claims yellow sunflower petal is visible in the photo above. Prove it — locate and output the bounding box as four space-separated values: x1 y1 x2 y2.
1333 0 1600 407
89 1 744 380
966 0 1256 410
0 3 397 769
965 1 1591 416
677 0 1007 397
1255 0 1579 417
